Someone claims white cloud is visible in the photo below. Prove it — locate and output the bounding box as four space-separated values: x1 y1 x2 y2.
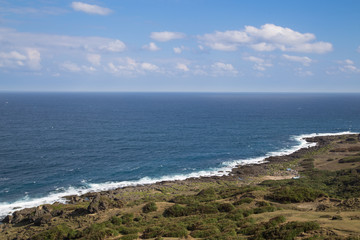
61 62 81 72
106 57 160 75
0 28 126 54
243 56 272 71
176 63 189 72
71 2 112 15
61 61 96 73
358 46 360 53
338 59 360 73
283 54 312 66
100 40 126 52
150 31 186 42
0 48 41 70
141 62 159 71
173 46 185 54
198 30 251 51
142 42 160 51
198 24 332 53
0 51 27 61
295 67 313 77
211 62 238 75
87 54 101 66
26 48 41 70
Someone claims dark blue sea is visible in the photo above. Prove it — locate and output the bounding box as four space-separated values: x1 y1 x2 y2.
0 92 359 217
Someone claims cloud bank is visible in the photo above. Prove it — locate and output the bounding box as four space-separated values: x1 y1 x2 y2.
199 24 333 54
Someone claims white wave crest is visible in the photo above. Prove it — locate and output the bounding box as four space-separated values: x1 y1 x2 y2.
0 131 357 219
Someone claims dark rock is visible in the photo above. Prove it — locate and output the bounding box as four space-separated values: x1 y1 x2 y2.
33 214 52 226
31 206 51 222
11 208 35 224
316 204 329 211
2 215 13 223
87 194 108 213
51 209 64 217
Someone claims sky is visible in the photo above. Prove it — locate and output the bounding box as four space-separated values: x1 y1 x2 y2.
0 0 359 92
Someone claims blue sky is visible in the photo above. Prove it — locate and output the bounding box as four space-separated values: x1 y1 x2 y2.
0 0 359 92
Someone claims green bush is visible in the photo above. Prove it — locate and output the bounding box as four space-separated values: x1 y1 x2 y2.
31 224 79 240
347 146 360 151
118 226 139 235
339 156 360 163
217 203 235 212
255 221 320 240
142 202 157 213
110 216 122 226
162 224 188 238
81 222 119 240
253 206 276 214
163 204 188 217
121 213 134 224
190 225 220 238
256 201 271 207
121 234 138 240
142 226 164 239
196 203 219 214
300 158 315 170
226 209 244 221
234 197 253 205
218 186 258 199
268 186 325 203
196 187 218 202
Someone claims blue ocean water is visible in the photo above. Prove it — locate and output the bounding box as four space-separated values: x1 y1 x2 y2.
0 92 359 217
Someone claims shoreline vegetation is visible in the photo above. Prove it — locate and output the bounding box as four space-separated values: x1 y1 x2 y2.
1 134 360 239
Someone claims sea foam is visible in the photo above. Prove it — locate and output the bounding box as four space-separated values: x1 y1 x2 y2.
0 131 356 219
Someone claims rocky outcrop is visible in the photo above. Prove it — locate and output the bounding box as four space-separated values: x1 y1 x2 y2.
87 193 124 214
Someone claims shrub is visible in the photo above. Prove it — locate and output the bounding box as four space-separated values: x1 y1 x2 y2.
121 213 134 224
196 203 219 214
256 201 271 207
121 234 138 240
217 203 235 212
300 158 315 169
253 206 276 214
196 188 218 202
348 146 360 152
339 156 360 163
331 215 343 220
226 209 244 221
190 225 220 238
218 186 258 199
162 224 188 238
268 186 325 203
234 197 253 205
330 148 347 152
110 216 122 226
163 204 188 217
142 202 157 213
142 226 164 239
81 222 118 240
118 226 139 235
31 224 79 240
256 221 320 240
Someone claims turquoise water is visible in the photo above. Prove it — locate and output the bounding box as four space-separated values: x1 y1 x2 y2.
0 92 359 217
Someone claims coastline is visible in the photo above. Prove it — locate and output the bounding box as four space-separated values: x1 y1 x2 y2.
1 132 360 239
0 131 356 220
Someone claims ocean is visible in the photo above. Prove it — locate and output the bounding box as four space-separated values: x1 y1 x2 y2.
0 92 359 218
